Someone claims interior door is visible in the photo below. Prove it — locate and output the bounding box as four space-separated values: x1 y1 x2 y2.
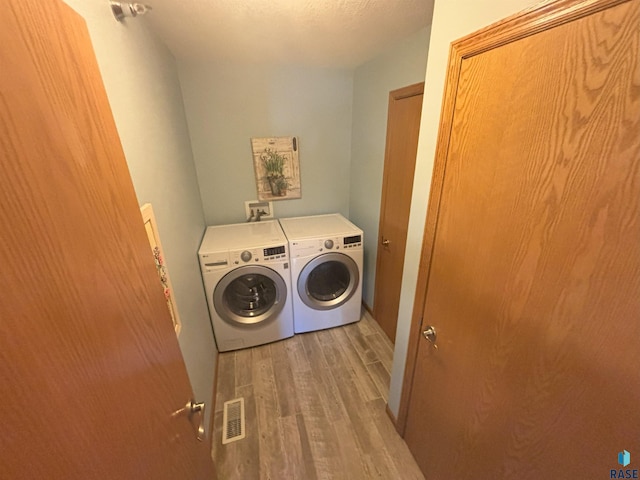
403 0 640 477
0 1 215 478
374 83 423 343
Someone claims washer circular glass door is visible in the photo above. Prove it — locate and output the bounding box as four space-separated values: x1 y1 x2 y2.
214 265 287 326
298 252 359 310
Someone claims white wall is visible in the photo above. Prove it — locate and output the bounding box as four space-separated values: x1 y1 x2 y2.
350 26 431 308
63 0 217 432
178 61 354 225
387 0 541 417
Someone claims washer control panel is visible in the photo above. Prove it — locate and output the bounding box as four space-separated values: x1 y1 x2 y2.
230 245 288 265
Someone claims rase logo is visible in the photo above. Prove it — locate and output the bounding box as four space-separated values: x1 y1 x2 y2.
611 450 638 479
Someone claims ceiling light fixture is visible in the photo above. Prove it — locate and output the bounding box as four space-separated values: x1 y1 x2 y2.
110 1 152 22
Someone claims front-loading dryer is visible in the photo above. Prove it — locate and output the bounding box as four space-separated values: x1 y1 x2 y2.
279 213 363 333
198 220 294 352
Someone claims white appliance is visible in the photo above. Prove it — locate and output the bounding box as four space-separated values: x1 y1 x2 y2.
198 220 294 352
279 214 363 333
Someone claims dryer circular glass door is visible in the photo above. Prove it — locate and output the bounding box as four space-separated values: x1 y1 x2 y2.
214 265 287 326
298 252 359 310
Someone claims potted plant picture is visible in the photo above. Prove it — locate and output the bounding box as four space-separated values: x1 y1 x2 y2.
251 136 301 201
261 148 289 196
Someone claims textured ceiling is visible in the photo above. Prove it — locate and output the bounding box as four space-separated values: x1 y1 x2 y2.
143 0 434 68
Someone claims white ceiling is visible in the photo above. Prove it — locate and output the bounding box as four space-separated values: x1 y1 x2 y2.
143 0 434 68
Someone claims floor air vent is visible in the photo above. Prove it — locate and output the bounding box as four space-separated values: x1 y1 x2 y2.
222 398 245 444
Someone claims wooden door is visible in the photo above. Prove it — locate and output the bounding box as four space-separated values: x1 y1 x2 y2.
373 83 423 343
402 0 640 478
0 1 215 478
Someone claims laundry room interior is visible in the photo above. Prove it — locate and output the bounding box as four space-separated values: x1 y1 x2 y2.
7 0 637 478
61 0 441 460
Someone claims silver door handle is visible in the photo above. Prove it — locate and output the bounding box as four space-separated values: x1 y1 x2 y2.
188 400 206 441
423 326 438 350
173 399 206 441
382 238 390 246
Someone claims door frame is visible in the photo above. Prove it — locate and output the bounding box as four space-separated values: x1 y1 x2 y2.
394 0 629 435
373 82 424 342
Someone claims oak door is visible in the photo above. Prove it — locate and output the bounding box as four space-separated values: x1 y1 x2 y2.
373 83 423 343
403 0 640 478
0 1 215 478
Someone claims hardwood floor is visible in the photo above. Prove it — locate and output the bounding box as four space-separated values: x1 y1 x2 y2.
211 310 425 479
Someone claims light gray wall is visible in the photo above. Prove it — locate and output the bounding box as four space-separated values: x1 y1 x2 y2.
63 0 217 433
178 61 354 225
387 0 543 417
350 26 431 308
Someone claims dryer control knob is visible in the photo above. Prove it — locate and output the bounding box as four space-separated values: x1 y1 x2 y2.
240 250 252 262
324 239 334 249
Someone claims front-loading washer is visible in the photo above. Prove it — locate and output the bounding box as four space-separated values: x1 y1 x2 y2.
279 213 363 333
198 220 294 352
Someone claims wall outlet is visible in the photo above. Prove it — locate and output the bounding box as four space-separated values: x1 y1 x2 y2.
244 200 274 221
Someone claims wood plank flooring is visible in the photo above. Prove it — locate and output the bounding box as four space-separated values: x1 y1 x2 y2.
211 310 425 479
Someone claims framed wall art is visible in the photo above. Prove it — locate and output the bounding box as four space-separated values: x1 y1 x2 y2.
251 136 301 201
140 203 181 336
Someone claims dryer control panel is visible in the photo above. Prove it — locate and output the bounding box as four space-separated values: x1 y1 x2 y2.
289 234 363 258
